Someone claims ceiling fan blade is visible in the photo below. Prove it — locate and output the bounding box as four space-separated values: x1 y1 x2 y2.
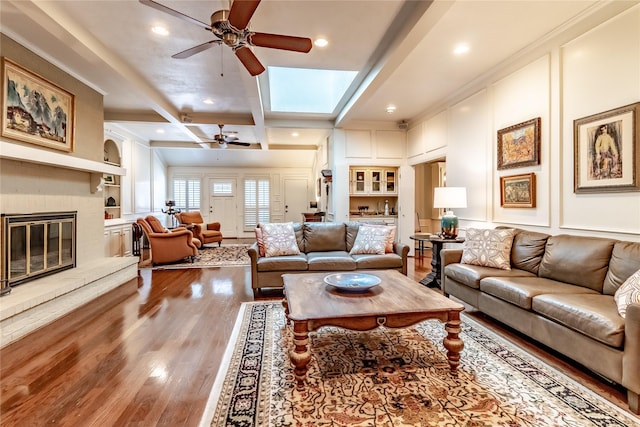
139 0 211 30
172 40 221 59
235 46 265 76
248 32 312 53
227 141 252 147
228 0 261 30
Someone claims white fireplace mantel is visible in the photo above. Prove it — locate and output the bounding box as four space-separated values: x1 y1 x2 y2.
1 139 126 193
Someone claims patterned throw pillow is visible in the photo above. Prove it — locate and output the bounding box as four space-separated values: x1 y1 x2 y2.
261 222 301 257
614 268 640 318
361 224 396 253
461 228 516 270
349 225 393 255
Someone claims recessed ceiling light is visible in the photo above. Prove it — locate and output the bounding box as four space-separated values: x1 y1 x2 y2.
453 43 470 55
386 105 396 114
291 132 299 137
151 26 169 36
156 129 165 134
314 38 328 48
203 98 214 104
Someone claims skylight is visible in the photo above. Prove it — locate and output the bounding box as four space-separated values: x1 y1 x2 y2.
268 66 358 114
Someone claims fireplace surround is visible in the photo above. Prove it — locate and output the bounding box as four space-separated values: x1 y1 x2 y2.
1 211 77 296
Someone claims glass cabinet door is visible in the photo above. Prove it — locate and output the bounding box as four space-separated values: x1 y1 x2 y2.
385 170 396 193
371 170 382 193
353 170 366 193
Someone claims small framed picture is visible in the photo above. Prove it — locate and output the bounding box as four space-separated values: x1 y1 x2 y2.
574 102 640 193
103 174 115 184
497 118 541 170
500 173 536 208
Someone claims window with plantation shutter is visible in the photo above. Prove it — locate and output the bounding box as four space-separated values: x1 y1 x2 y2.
244 177 270 230
172 178 201 211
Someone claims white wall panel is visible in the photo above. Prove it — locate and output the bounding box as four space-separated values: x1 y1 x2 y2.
345 130 372 158
375 130 404 159
448 90 489 223
407 123 424 159
492 55 551 227
134 142 151 213
424 111 448 153
561 6 640 234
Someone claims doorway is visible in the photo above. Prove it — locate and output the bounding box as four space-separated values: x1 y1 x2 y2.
283 178 310 223
208 178 237 238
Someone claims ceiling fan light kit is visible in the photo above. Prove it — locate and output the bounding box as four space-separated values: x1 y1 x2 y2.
140 0 312 76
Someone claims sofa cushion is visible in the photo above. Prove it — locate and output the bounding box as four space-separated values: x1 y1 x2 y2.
480 276 598 310
461 228 516 270
303 222 346 252
614 268 640 318
351 253 404 270
538 235 615 292
444 263 534 289
256 254 308 272
254 227 265 257
307 251 357 271
261 222 301 257
511 230 550 275
603 241 640 295
345 222 360 252
532 294 625 348
359 224 396 253
350 225 392 255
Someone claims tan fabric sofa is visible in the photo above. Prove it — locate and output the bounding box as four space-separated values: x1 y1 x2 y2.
248 222 409 297
441 229 640 414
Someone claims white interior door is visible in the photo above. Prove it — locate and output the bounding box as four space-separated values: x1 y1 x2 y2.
208 178 237 238
284 178 310 223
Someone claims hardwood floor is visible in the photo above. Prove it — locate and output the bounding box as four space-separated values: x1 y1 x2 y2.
0 246 630 425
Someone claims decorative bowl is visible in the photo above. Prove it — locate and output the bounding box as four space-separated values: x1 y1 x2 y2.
324 273 381 292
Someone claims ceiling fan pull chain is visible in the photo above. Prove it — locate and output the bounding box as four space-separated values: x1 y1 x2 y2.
220 44 224 77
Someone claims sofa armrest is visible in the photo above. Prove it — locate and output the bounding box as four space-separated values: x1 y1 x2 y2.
623 302 640 407
441 248 463 296
393 242 410 275
248 242 260 290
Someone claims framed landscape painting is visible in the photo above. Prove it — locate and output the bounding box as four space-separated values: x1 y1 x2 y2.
2 58 75 152
574 102 640 193
500 173 536 208
497 117 541 170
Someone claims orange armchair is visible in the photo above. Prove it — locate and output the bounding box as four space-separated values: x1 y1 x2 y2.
136 217 199 265
176 211 223 246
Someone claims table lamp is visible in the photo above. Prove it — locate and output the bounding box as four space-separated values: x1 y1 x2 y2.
433 187 467 239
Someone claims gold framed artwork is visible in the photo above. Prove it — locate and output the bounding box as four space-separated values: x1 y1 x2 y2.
574 102 640 193
497 117 541 170
500 173 536 208
2 58 75 152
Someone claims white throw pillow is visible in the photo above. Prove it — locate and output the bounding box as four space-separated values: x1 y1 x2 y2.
349 225 392 255
461 228 516 270
361 224 396 253
260 222 300 257
614 268 640 318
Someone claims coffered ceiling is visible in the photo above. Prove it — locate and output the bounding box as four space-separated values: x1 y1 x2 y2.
1 0 612 168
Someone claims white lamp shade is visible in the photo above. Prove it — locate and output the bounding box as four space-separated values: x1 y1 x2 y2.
433 187 467 209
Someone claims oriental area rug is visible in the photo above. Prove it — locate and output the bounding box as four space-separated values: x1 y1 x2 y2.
151 244 250 269
200 301 640 427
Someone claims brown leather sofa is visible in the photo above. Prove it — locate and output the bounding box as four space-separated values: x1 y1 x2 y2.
136 216 199 265
248 222 409 297
441 229 640 414
176 211 223 246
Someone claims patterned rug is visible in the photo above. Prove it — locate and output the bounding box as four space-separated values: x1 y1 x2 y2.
151 244 250 269
200 301 640 427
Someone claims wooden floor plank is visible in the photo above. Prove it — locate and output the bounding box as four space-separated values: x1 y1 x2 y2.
0 246 630 425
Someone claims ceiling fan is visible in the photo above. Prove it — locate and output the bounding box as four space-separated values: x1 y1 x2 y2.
205 124 252 148
139 0 313 76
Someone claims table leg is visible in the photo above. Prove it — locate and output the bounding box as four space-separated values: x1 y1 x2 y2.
443 311 464 373
289 320 311 389
421 241 442 288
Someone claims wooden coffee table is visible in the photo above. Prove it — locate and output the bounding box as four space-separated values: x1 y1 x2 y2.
282 270 465 389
